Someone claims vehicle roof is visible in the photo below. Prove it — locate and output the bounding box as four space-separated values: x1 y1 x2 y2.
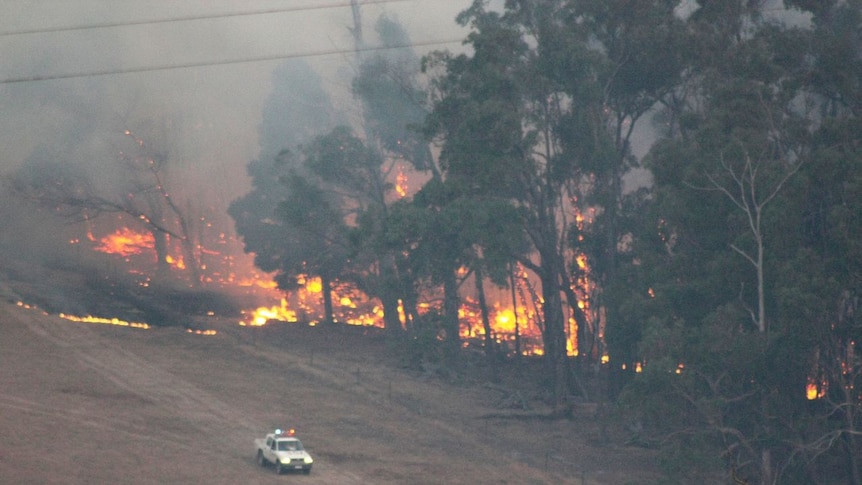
267 434 300 441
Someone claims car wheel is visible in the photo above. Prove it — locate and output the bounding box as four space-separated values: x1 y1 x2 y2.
257 451 265 467
275 461 283 475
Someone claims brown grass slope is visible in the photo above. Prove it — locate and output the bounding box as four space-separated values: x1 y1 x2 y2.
0 276 658 484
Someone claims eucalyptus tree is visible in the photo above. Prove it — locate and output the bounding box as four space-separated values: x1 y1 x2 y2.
423 0 685 403
615 1 862 483
353 14 436 177
782 1 862 481
547 0 685 360
229 60 341 315
285 128 397 328
424 0 585 406
12 125 204 286
388 175 527 368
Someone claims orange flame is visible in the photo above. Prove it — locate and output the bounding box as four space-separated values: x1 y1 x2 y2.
395 165 408 198
58 312 151 329
806 377 826 400
165 254 186 270
240 299 298 326
94 227 154 257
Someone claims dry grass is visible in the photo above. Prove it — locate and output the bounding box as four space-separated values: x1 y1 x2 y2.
0 275 658 484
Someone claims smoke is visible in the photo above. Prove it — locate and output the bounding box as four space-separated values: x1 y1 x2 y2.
0 1 469 202
0 1 470 314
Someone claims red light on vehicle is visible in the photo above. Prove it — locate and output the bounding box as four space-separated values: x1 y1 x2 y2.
287 428 296 436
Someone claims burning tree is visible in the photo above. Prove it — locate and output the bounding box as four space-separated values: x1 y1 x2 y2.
9 126 204 287
229 59 360 325
615 1 862 483
422 2 584 408
419 0 684 408
283 128 398 330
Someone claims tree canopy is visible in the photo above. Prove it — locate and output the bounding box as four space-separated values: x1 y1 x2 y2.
229 3 862 482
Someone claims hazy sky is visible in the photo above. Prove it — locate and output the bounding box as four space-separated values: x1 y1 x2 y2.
0 1 808 217
0 1 472 205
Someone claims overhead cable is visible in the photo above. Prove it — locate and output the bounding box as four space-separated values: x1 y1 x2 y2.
0 38 464 85
0 0 410 37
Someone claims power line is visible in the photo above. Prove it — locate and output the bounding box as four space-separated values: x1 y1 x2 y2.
0 0 411 37
0 38 464 85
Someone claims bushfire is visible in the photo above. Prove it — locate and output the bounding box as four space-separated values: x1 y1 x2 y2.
85 226 548 354
93 227 154 258
77 214 598 359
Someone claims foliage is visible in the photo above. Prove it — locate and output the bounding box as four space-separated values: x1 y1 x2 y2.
228 61 339 298
613 1 862 483
230 3 862 481
352 14 432 172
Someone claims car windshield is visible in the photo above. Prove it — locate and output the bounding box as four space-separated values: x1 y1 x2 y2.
277 440 303 451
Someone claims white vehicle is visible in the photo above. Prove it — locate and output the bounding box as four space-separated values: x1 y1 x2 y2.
254 428 314 475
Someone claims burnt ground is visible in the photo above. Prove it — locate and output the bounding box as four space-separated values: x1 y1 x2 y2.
0 265 660 485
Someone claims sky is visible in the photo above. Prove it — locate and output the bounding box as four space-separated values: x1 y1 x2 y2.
0 0 473 212
0 0 809 307
0 1 807 241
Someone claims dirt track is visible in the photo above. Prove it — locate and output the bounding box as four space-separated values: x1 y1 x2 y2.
0 298 657 484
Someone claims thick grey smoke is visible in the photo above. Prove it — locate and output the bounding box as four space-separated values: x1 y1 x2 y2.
0 1 469 263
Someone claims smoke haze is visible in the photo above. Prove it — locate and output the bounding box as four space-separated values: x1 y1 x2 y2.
0 0 470 263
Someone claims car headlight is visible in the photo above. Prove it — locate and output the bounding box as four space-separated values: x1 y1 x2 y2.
304 457 313 464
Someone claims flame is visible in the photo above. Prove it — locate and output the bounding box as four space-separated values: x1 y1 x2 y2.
305 277 322 294
806 377 826 400
456 297 546 356
494 308 517 333
70 194 605 360
165 254 186 269
240 299 298 326
395 165 408 198
58 313 150 329
94 227 154 257
236 277 278 289
17 296 224 337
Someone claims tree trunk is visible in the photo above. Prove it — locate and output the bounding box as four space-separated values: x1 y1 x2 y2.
381 292 403 339
443 268 461 364
509 266 521 358
153 230 170 280
760 448 774 485
756 231 766 333
475 267 498 382
540 265 569 413
378 255 405 339
179 236 200 287
321 272 334 324
844 395 862 485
